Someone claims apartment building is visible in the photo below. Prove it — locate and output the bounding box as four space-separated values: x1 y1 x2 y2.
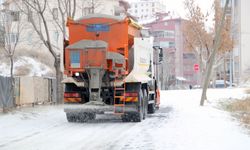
221 0 250 84
126 0 166 23
145 17 197 89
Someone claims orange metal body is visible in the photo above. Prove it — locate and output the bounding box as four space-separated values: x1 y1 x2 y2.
64 16 141 76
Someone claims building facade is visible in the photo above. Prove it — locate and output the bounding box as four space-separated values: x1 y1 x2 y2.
237 0 250 82
223 0 250 84
126 0 166 23
145 17 197 89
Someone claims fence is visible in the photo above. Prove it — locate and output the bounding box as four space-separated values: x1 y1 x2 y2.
0 76 56 112
0 76 14 111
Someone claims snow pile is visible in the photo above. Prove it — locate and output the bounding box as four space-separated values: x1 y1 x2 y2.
239 79 250 88
0 56 53 77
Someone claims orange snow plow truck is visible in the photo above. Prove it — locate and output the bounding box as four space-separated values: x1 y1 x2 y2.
63 14 160 122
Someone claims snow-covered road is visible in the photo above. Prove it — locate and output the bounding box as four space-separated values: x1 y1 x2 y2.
0 89 250 150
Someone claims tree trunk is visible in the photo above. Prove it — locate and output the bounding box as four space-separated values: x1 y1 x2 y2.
200 0 229 106
55 57 63 104
10 56 15 107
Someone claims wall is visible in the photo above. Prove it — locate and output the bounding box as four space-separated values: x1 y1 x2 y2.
240 0 250 80
16 77 56 105
0 76 56 112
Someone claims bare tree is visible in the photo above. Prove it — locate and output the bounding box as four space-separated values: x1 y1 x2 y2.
200 0 230 106
19 0 63 103
164 51 175 89
183 0 213 86
51 0 102 40
0 6 24 111
183 0 232 105
48 0 77 40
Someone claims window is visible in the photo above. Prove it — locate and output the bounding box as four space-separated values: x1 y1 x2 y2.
135 4 137 8
159 42 169 48
0 26 4 45
152 2 155 7
11 11 20 22
5 33 18 44
70 51 80 68
27 11 33 22
52 8 58 20
27 32 33 45
83 7 92 15
163 31 175 38
169 42 175 48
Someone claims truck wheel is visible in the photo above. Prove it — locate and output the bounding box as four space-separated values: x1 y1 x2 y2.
121 113 131 122
88 113 96 120
78 112 96 122
66 113 77 122
133 89 143 122
148 103 156 114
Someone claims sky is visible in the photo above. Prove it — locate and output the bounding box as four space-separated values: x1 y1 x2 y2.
164 0 214 18
126 0 215 27
164 0 215 28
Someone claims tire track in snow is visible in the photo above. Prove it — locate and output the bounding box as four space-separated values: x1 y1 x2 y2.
103 106 174 150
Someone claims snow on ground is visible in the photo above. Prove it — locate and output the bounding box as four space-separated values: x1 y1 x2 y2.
0 88 250 150
0 56 52 77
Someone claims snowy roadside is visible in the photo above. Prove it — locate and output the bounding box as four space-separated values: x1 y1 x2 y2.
0 89 250 150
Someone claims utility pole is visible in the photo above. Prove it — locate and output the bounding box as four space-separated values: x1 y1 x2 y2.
229 0 235 87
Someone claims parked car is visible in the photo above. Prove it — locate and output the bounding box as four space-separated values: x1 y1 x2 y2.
213 80 237 88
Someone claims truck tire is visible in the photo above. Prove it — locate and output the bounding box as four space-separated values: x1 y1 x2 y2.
121 112 132 122
133 89 144 122
78 112 96 122
66 113 77 122
148 103 156 114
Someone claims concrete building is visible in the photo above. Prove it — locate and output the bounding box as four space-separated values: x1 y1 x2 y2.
0 0 126 75
145 17 197 89
235 0 250 82
126 0 166 23
221 0 250 84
